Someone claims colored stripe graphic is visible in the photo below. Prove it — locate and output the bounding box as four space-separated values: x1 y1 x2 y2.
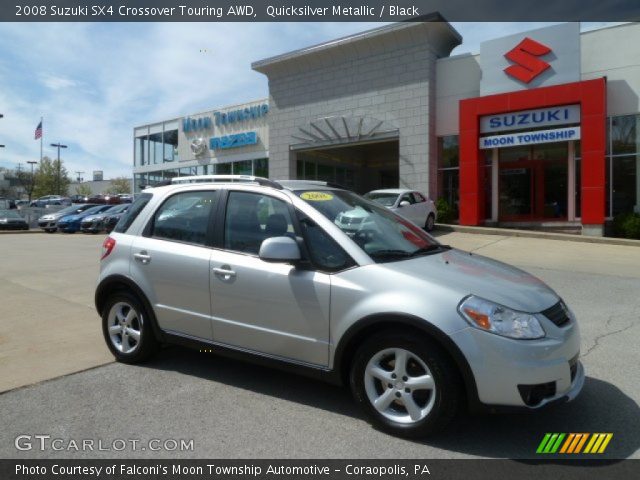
538 433 613 454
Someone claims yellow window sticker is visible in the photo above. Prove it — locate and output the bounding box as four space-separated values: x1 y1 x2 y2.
300 191 334 201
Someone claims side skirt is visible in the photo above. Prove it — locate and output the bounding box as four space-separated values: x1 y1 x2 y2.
162 330 343 386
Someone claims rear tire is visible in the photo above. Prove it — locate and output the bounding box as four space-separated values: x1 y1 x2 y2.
425 214 435 232
350 331 462 438
101 291 159 364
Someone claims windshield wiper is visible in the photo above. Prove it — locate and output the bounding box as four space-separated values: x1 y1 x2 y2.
368 249 413 258
408 244 452 257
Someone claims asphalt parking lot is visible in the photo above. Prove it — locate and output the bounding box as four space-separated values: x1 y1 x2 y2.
0 231 639 459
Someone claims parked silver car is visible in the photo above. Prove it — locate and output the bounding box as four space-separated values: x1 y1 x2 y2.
365 189 437 231
38 204 98 232
95 176 583 437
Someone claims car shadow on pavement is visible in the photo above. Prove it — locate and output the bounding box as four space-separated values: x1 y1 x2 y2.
144 347 639 459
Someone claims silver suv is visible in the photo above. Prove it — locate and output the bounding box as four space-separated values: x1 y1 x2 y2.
95 175 583 437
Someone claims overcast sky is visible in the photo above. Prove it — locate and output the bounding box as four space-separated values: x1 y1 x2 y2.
0 22 618 179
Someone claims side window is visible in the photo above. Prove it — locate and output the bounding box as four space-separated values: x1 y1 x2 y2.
114 193 152 233
224 191 295 255
400 193 415 205
297 211 355 272
412 192 426 203
151 191 216 245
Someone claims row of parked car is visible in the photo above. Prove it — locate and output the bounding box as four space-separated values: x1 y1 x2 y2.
38 203 130 234
30 193 134 207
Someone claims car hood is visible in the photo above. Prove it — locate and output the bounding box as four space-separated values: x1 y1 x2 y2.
83 214 105 221
381 248 559 313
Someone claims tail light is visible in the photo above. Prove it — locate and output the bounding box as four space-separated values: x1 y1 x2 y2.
101 236 116 260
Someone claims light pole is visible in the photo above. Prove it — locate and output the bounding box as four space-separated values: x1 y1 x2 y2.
27 161 37 202
50 143 68 195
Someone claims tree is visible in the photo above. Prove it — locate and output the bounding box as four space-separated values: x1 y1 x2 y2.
75 183 92 196
32 156 71 198
107 176 132 195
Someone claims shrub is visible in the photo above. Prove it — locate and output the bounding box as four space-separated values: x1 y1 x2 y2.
435 198 456 224
612 212 640 239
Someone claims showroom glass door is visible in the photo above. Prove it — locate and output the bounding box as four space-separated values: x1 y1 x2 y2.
498 143 569 222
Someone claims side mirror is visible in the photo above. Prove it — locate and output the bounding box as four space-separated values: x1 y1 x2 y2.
399 200 410 207
259 236 301 263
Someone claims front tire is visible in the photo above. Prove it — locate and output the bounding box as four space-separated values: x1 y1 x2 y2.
350 331 462 438
101 292 159 364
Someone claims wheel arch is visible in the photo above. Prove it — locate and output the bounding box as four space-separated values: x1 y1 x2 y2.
95 275 164 341
333 313 480 410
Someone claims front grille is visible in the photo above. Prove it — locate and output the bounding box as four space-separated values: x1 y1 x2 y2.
542 301 571 327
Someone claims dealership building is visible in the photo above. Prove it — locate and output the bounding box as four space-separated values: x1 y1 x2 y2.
133 20 640 236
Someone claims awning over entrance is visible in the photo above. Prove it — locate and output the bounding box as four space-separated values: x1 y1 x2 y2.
290 115 399 150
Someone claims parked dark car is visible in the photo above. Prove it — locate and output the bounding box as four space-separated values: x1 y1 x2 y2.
102 204 130 233
57 205 114 233
30 195 72 207
0 209 29 230
0 197 17 209
80 204 129 234
88 194 121 205
116 194 134 203
38 204 99 232
70 194 90 204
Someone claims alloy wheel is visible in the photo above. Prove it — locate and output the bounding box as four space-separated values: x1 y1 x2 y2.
363 347 436 424
107 302 142 354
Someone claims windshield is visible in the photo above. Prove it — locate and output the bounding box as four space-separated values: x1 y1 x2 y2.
82 206 108 215
363 192 398 207
0 209 21 219
296 190 442 263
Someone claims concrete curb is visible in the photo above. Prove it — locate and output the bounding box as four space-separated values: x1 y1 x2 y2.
0 230 45 235
435 223 640 247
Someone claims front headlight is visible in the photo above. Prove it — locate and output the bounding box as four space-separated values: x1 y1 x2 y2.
0 218 7 224
458 295 545 340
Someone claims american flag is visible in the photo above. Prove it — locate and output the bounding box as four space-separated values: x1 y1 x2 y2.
34 121 42 140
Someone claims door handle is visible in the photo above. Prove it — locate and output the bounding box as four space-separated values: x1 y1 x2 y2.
213 266 236 278
133 252 151 264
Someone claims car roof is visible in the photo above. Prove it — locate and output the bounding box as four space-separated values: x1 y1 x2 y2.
367 189 413 194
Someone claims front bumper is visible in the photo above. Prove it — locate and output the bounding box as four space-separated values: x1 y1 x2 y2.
80 221 103 233
449 317 583 408
57 222 80 232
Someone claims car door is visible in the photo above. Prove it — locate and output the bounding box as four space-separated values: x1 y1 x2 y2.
397 193 420 225
129 189 218 340
209 189 331 366
411 192 430 225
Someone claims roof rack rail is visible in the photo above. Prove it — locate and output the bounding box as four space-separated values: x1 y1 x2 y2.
170 175 282 189
276 179 347 190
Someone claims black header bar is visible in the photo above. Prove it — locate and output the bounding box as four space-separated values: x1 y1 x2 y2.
6 0 640 22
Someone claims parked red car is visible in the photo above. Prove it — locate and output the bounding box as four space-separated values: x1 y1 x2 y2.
87 194 122 205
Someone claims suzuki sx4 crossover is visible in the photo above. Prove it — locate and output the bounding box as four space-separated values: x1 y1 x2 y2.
96 176 583 438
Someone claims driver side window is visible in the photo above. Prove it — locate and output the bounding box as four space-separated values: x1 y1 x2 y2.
224 191 295 255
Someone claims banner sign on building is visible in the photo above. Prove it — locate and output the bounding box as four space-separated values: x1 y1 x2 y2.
480 105 580 133
479 126 581 149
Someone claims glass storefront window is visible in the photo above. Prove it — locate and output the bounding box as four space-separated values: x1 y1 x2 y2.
612 155 638 215
611 114 639 155
438 136 459 168
135 136 149 166
234 160 253 175
216 163 232 174
163 129 178 163
254 158 268 178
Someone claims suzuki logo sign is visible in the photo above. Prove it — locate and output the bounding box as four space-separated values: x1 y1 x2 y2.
479 23 580 96
504 37 552 84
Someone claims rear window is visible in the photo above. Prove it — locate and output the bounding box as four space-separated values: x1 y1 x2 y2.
114 193 152 233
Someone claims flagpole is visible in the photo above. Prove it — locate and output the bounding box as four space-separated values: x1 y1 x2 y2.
40 116 43 162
